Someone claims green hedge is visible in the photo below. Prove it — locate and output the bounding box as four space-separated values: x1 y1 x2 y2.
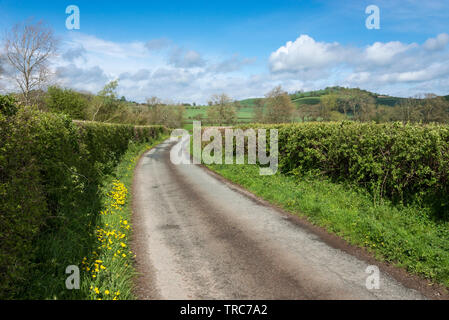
0 106 168 298
237 122 449 215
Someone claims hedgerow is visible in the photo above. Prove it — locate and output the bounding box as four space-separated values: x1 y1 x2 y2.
238 122 449 216
0 105 167 299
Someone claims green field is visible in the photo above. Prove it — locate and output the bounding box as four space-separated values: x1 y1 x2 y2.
184 105 255 126
182 91 449 131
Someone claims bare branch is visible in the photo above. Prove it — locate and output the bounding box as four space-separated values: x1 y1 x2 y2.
3 19 58 105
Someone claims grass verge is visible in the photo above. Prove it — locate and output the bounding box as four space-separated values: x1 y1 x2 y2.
206 161 449 289
21 136 167 300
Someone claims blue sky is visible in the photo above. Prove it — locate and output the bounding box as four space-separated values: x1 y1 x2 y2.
1 0 449 103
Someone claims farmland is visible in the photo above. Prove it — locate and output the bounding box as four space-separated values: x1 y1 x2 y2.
181 87 448 129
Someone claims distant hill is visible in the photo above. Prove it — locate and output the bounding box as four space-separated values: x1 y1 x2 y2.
183 88 449 126
237 87 408 108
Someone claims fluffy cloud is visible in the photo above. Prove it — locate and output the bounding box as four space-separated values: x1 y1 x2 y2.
208 54 255 73
169 47 205 68
40 32 449 104
145 38 172 51
363 41 417 65
68 33 149 59
269 35 351 73
119 69 151 81
269 34 449 96
423 33 449 51
55 64 109 93
62 45 87 62
49 34 261 103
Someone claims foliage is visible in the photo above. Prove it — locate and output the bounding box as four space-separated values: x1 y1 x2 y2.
20 138 167 299
146 104 185 128
0 94 18 117
318 94 338 120
238 121 449 216
0 103 168 298
45 86 90 120
91 80 120 122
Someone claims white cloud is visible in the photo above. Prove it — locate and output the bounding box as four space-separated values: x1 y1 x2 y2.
47 33 264 103
62 45 87 62
169 47 205 68
423 33 449 51
18 32 447 103
145 38 172 51
269 34 449 97
55 64 109 93
269 35 351 73
208 54 255 73
119 69 151 82
363 41 416 65
68 34 141 59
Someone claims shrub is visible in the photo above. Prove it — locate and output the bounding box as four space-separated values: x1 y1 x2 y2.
238 122 449 216
0 105 168 298
0 95 18 117
45 86 90 120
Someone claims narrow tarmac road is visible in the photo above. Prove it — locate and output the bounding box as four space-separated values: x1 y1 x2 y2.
132 138 425 300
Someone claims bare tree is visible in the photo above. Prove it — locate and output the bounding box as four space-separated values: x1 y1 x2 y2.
210 93 233 107
264 86 294 123
253 98 265 123
0 55 5 76
3 20 58 105
146 96 162 109
207 93 237 125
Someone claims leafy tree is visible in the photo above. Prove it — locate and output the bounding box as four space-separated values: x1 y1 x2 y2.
319 94 338 121
45 86 89 120
418 94 449 123
91 80 121 122
336 89 376 121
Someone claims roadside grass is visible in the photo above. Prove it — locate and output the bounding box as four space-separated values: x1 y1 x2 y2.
21 136 167 299
206 161 449 289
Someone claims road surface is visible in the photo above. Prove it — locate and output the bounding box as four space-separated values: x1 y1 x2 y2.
132 137 425 300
